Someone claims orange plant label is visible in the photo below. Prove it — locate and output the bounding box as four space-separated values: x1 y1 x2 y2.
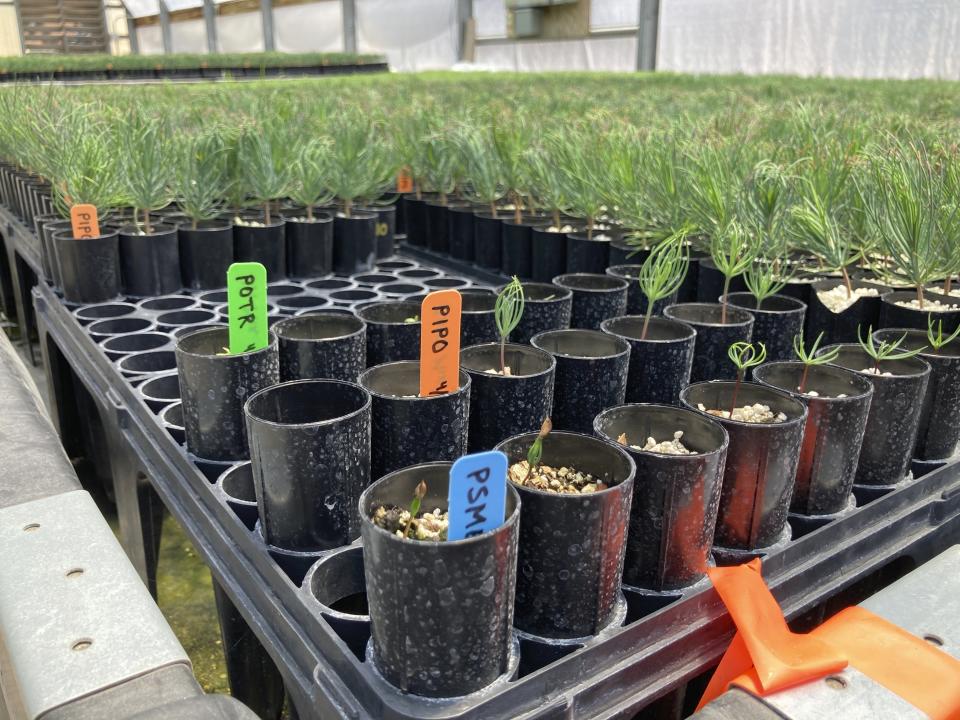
419 289 462 397
70 204 100 239
397 167 414 194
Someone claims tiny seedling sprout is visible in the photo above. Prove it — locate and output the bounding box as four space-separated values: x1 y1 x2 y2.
857 325 925 373
927 314 960 354
494 277 525 373
406 479 427 539
792 331 839 393
636 229 690 339
727 341 767 416
525 417 552 481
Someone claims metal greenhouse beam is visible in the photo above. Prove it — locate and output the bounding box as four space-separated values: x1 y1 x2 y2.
342 0 357 54
261 0 275 51
636 0 660 71
203 0 217 52
158 0 172 54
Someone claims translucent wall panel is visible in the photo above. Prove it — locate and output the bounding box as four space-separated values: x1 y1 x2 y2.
658 0 960 80
125 0 159 17
165 0 203 10
171 17 207 52
474 0 507 39
274 1 343 52
357 0 458 71
137 24 164 53
590 0 638 31
216 11 264 52
0 5 21 55
474 35 637 71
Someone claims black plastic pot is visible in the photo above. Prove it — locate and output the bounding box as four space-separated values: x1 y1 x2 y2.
355 301 421 367
138 371 180 413
460 290 498 346
110 215 172 284
162 402 185 445
275 295 331 315
302 546 370 661
726 293 807 362
44 219 73 289
118 349 178 379
696 257 748 303
307 278 355 293
448 204 475 261
425 201 451 254
805 279 887 345
552 273 628 330
566 232 611 274
53 229 122 304
74 302 137 325
607 238 639 267
367 205 396 259
274 313 366 383
677 251 707 303
216 462 258 531
605 264 676 316
177 221 234 291
101 331 172 362
175 327 280 461
460 343 556 452
333 212 377 275
593 404 728 591
234 221 286 280
286 215 333 278
138 295 198 313
156 308 217 333
600 316 696 405
754 362 874 516
681 381 807 551
504 281 572 344
824 345 930 489
359 361 470 480
33 212 60 281
360 462 520 697
872 330 959 462
495 431 634 638
88 316 156 343
531 329 630 434
473 212 503 270
403 196 428 247
501 219 547 278
245 379 370 551
531 227 569 283
663 303 755 383
879 291 960 334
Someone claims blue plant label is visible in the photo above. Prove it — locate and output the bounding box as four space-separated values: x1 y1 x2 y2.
447 451 508 541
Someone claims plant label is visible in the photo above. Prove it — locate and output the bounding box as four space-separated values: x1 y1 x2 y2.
419 289 462 397
226 262 268 354
70 204 100 239
447 451 508 541
397 167 414 194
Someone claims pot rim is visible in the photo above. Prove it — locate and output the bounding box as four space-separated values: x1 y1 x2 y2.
495 281 572 303
821 343 932 379
359 361 471 401
531 328 631 360
593 402 730 458
600 315 697 343
879 290 960 312
274 312 364 341
753 361 875 403
725 292 807 314
552 273 629 293
244 378 371 429
681 380 808 428
175 325 279 359
663 302 754 328
872 327 960 359
356 301 422 326
460 342 556 379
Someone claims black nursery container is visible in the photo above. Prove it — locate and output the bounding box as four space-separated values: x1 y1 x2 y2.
178 220 234 290
369 204 396 259
553 273 628 330
473 212 503 270
53 228 122 304
696 257 747 302
601 316 696 405
119 224 182 297
531 329 630 434
754 363 874 516
727 293 807 362
403 196 428 247
594 404 728 591
501 218 546 278
359 361 470 480
505 281 572 344
459 290 498 346
302 545 370 661
234 221 287 279
216 462 259 531
460 343 556 452
664 303 754 383
175 327 279 461
360 462 521 697
805 279 887 345
245 379 371 551
274 313 365 383
566 232 611 274
824 345 930 490
286 214 333 278
448 204 476 261
531 227 569 283
605 264 677 316
879 291 960 334
333 212 377 275
356 301 421 367
425 201 452 254
495 431 635 639
681 381 807 553
873 329 958 461
44 218 74 289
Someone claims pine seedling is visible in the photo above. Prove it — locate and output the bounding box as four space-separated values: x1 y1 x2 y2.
793 331 839 393
636 229 690 339
744 258 792 306
926 315 960 354
406 480 427 539
728 341 767 416
494 276 525 373
711 220 763 323
525 417 552 481
857 325 925 373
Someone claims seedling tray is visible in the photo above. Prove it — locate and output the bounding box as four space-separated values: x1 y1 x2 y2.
15 216 958 717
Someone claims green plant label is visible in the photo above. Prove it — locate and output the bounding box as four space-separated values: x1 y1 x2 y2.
447 451 508 541
226 262 268 354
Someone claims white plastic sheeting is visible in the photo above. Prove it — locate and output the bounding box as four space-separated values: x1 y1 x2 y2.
274 1 342 52
171 17 207 52
137 24 164 53
356 0 459 71
658 0 960 80
216 12 265 52
474 34 637 72
590 0 639 31
125 0 158 18
474 0 507 39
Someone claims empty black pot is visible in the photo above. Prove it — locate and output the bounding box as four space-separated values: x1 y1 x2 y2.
88 316 156 343
286 214 333 278
178 220 234 290
879 291 960 334
460 343 556 452
274 312 366 382
101 331 172 361
234 221 286 280
805 279 887 345
504 281 572 344
74 301 137 325
359 361 470 480
495 431 634 639
216 462 259 530
553 273 628 330
302 546 370 661
754 362 873 515
727 293 807 362
664 303 755 382
681 381 807 551
138 371 181 413
601 316 696 405
53 228 122 304
473 212 503 270
245 379 371 551
356 301 421 367
175 327 280 461
566 232 611 274
360 462 520 697
594 403 728 591
531 329 630 434
333 212 378 275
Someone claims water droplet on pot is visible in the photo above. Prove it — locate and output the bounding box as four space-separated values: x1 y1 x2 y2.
478 575 495 596
323 495 337 510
